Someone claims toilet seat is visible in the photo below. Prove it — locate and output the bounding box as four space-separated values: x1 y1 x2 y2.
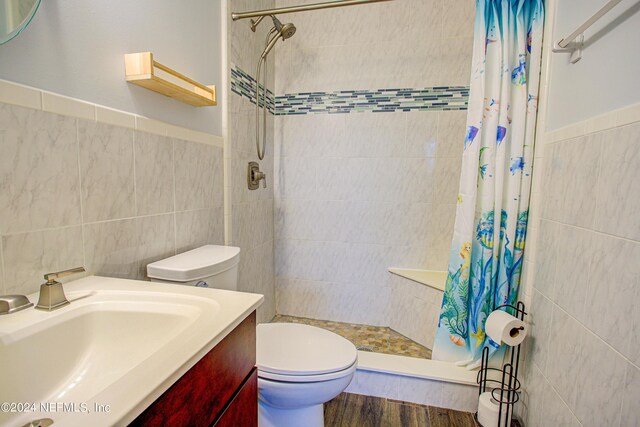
257 323 357 382
258 360 357 383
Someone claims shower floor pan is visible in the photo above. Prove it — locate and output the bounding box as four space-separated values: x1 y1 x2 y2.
271 315 432 359
270 315 478 411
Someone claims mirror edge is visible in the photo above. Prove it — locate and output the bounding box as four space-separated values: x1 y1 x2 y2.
0 0 42 46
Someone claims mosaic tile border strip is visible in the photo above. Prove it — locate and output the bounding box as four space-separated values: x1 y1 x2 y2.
276 86 469 115
231 65 275 113
230 65 469 116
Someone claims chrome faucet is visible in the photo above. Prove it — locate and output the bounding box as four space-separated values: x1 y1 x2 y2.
35 267 85 311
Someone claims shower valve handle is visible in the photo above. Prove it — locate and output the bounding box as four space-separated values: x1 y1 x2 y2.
255 170 267 188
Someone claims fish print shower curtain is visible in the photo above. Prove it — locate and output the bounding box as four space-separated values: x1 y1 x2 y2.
433 0 544 368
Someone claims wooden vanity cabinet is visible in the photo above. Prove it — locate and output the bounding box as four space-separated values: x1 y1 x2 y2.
130 311 257 427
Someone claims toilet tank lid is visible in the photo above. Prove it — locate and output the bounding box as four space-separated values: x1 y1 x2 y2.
147 245 240 282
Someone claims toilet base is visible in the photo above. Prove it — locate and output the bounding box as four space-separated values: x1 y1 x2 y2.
258 401 324 427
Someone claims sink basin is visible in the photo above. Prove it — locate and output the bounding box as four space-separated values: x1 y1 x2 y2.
0 276 263 427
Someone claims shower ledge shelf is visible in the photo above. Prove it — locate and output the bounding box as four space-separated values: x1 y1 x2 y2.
124 52 217 107
388 268 446 291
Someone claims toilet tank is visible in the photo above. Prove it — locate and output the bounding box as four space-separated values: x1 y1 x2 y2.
147 245 241 291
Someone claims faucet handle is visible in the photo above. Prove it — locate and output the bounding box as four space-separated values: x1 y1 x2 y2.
44 267 85 285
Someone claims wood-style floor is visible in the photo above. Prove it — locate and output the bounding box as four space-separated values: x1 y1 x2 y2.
324 393 479 427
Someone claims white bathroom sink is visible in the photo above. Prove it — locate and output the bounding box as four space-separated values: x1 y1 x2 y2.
0 276 263 427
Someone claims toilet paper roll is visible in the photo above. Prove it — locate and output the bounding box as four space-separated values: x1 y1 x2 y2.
485 310 526 347
477 391 508 427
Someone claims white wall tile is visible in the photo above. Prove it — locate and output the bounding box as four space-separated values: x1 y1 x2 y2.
528 290 553 373
532 220 560 299
0 104 81 234
573 330 626 427
552 225 594 321
175 207 224 253
540 382 581 427
593 123 640 241
541 134 603 227
544 306 583 408
136 214 176 280
584 234 640 365
174 141 223 210
0 97 225 301
83 219 139 280
134 132 175 216
2 226 84 295
620 362 640 427
78 121 135 222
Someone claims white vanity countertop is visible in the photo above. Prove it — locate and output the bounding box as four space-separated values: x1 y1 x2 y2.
0 275 263 427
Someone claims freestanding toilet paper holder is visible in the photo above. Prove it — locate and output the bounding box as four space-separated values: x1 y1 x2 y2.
476 301 527 427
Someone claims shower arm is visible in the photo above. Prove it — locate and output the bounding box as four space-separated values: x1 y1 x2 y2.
232 0 393 21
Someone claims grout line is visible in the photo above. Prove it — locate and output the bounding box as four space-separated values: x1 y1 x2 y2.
0 209 210 239
0 231 5 295
76 119 88 271
172 139 178 255
132 129 138 217
532 285 640 371
542 217 640 244
532 364 584 427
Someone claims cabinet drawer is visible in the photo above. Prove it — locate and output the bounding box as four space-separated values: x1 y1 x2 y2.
130 311 256 427
214 369 258 427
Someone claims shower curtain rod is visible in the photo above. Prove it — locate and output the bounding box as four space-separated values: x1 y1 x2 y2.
231 0 393 21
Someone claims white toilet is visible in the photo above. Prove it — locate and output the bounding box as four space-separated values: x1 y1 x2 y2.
147 245 357 427
257 323 357 427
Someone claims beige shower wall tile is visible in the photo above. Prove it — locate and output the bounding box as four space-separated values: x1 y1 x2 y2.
2 226 84 295
437 110 467 158
405 112 439 158
0 104 81 234
441 0 476 39
134 132 174 216
440 37 474 86
78 121 135 222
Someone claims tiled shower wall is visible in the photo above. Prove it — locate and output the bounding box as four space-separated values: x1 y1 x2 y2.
0 101 224 296
273 0 474 326
226 0 277 323
517 115 640 427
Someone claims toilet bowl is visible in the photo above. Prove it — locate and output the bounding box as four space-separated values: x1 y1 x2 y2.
147 246 357 427
257 323 357 427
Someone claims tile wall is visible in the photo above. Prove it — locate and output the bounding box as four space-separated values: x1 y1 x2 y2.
518 108 640 427
226 0 277 324
273 0 475 326
0 91 224 296
389 275 443 349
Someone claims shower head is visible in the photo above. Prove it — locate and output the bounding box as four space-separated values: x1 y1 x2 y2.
279 22 297 39
271 15 297 39
260 16 296 59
